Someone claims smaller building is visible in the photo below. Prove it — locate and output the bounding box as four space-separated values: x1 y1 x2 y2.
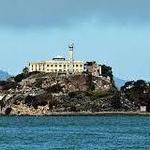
84 61 102 76
140 106 147 112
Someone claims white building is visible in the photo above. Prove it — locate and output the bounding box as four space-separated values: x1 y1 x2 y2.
28 43 102 76
29 43 84 74
140 106 147 112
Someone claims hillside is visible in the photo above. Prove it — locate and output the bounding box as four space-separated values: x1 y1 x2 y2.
0 70 144 115
0 71 127 115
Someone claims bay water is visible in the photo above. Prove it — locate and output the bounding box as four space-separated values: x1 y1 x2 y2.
0 116 150 150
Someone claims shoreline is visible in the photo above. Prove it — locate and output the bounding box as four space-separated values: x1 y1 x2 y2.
43 111 150 116
2 111 150 116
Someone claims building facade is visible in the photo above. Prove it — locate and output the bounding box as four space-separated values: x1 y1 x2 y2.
28 43 102 76
29 43 84 74
84 61 102 77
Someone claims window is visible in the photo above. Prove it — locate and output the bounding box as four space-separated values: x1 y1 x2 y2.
47 64 49 67
59 65 62 67
47 69 49 71
64 65 66 69
51 65 53 67
55 65 57 67
76 64 78 67
80 65 83 67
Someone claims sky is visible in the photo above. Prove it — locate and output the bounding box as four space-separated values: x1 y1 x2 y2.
0 0 150 81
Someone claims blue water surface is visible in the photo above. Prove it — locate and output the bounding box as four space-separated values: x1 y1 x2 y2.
0 115 150 150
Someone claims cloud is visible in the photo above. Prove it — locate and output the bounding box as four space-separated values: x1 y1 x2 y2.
0 0 150 28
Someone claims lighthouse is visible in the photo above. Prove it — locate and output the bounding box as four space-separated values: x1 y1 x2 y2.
68 43 74 74
68 43 74 61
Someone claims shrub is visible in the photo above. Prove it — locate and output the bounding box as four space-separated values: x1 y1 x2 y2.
86 74 95 91
34 78 43 88
5 107 12 115
14 73 26 82
70 105 77 112
25 94 53 109
0 81 17 90
111 92 122 109
101 65 113 81
46 84 63 93
85 90 113 99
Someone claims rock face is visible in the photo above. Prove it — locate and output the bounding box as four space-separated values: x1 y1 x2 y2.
0 72 137 115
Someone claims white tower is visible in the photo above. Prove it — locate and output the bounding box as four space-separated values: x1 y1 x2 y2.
68 43 74 61
68 43 74 74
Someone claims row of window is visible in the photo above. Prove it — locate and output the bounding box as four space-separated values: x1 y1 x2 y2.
46 64 83 68
31 67 83 72
46 69 82 72
31 64 83 68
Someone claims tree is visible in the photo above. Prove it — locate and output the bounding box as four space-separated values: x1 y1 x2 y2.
101 65 113 81
121 81 134 92
14 67 29 83
22 66 29 75
111 92 122 109
121 80 149 108
14 73 25 82
134 80 146 88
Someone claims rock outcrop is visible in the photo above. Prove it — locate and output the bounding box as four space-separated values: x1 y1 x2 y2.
0 72 138 115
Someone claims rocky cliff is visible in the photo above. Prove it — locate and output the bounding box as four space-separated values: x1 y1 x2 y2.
0 72 137 115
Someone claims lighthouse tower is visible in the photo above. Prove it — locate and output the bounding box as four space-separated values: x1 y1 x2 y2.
68 43 74 74
68 43 74 61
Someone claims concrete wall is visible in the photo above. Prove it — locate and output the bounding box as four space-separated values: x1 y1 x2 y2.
29 60 84 74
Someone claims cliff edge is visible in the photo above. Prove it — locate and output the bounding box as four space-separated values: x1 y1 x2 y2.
0 70 137 115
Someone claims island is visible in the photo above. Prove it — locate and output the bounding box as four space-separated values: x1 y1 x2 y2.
0 44 149 115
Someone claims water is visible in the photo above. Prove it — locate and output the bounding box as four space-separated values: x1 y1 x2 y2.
0 116 150 150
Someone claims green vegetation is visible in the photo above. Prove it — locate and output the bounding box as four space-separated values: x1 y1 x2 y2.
14 67 40 83
46 84 64 93
85 90 113 99
121 80 150 111
0 81 17 90
86 73 95 91
25 94 53 109
5 107 12 115
101 65 113 80
14 73 26 82
111 92 122 109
